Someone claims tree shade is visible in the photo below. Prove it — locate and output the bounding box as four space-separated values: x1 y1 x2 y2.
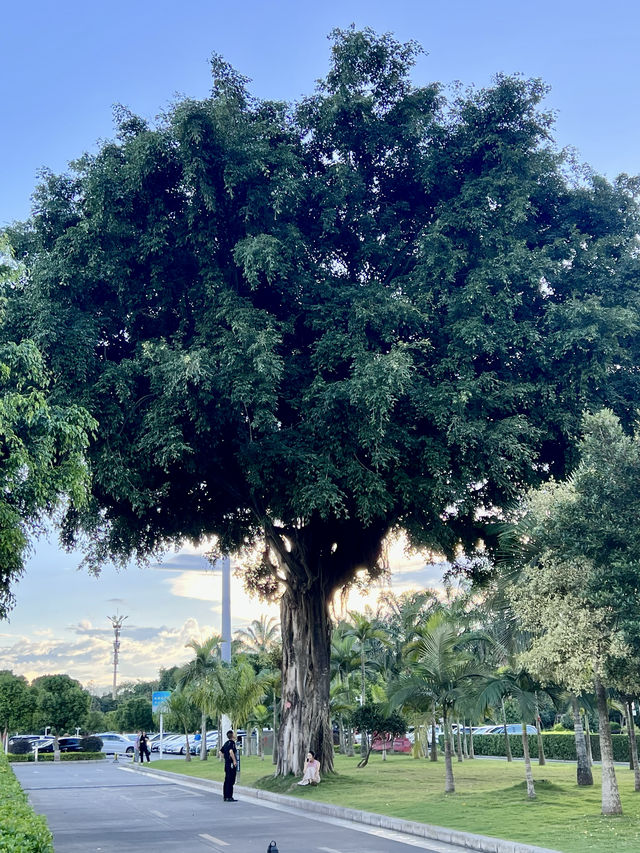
4 28 640 774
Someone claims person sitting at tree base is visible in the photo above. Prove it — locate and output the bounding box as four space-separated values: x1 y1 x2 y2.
297 751 321 786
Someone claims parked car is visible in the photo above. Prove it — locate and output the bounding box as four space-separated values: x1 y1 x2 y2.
30 736 83 753
93 732 136 755
476 724 537 735
58 736 83 752
150 732 177 752
160 734 191 754
189 730 219 754
8 735 41 751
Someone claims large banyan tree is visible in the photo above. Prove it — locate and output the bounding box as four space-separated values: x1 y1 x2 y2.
5 28 640 774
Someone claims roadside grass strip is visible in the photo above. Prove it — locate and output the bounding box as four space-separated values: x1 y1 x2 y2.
0 751 53 852
156 753 640 853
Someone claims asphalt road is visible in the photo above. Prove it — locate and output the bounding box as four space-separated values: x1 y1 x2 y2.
12 760 468 853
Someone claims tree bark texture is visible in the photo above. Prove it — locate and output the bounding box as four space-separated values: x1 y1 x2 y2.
521 719 536 799
571 694 593 787
584 713 593 764
456 718 463 762
626 700 640 792
200 710 208 760
430 715 438 762
277 582 334 776
534 694 545 766
594 674 622 815
501 698 513 762
443 711 455 793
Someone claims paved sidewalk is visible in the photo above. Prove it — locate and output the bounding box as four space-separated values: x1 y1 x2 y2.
128 763 561 853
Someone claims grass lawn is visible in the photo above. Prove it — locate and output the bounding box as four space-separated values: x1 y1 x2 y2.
158 752 640 852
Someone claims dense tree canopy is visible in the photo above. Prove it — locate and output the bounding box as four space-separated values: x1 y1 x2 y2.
31 674 91 735
5 28 640 773
0 244 95 617
0 671 36 735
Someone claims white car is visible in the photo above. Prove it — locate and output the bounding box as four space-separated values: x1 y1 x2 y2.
94 732 136 755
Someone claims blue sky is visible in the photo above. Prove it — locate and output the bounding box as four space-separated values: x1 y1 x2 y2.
1 0 639 691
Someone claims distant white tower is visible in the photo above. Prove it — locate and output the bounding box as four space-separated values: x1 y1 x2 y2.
108 614 128 700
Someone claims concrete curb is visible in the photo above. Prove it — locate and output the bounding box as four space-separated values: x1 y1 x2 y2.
128 764 561 853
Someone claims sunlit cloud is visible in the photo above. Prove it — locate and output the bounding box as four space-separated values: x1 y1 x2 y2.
0 616 220 691
1 533 448 693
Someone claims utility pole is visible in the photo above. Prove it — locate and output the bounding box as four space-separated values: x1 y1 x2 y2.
108 614 128 700
221 555 231 664
206 554 232 736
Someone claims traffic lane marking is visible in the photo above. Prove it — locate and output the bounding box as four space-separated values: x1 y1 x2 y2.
200 834 230 846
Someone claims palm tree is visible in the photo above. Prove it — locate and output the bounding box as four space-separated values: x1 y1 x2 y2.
377 590 440 677
207 660 269 733
177 635 222 760
235 616 280 655
246 704 271 758
346 612 391 757
346 611 391 706
389 611 489 793
475 668 541 799
164 689 198 762
330 628 360 756
568 691 593 786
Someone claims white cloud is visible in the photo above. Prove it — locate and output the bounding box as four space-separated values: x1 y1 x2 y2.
1 534 447 692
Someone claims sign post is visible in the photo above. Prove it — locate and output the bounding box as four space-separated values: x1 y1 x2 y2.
152 691 171 758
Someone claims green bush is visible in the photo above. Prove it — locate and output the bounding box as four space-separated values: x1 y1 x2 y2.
0 752 53 852
7 752 105 763
80 736 103 752
8 739 34 755
471 732 639 762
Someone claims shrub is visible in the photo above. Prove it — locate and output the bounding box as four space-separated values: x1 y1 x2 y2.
7 752 105 763
8 739 34 755
471 732 640 762
0 751 53 851
560 713 575 730
80 736 103 752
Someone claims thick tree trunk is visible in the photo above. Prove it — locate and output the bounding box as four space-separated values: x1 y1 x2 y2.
443 710 455 793
594 674 622 815
534 693 545 766
521 718 536 799
571 694 593 786
277 582 334 776
626 700 640 792
501 698 513 762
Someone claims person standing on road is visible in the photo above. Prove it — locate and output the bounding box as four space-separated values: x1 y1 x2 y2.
139 732 151 763
220 730 238 801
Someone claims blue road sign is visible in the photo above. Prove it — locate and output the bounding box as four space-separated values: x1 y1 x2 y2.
152 691 171 713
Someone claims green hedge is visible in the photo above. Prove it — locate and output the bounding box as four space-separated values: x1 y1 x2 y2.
470 732 639 762
7 752 105 763
0 752 53 852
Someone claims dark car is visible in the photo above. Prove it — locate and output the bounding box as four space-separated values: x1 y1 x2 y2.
30 736 83 753
58 737 83 752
